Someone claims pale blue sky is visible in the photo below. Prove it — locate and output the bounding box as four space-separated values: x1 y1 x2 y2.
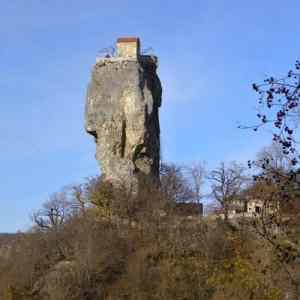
1 0 300 232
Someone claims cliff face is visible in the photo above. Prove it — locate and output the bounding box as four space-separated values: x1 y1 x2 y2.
85 38 162 190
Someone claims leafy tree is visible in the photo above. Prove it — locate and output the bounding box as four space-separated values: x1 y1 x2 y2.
245 60 300 165
246 62 300 299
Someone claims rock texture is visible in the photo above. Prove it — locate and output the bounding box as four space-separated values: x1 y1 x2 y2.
85 38 162 191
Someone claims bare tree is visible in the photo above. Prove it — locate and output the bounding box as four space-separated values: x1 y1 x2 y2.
69 183 89 215
208 162 247 221
32 192 72 231
97 46 116 58
255 142 293 172
184 161 206 204
160 163 194 203
247 171 300 298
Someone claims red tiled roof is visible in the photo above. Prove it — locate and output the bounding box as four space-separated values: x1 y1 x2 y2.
117 37 140 43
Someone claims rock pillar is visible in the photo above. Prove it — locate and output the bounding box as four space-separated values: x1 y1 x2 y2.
85 37 162 191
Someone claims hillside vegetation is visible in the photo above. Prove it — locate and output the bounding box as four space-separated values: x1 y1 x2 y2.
2 60 300 300
1 168 299 300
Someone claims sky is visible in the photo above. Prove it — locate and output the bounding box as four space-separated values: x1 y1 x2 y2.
1 0 300 232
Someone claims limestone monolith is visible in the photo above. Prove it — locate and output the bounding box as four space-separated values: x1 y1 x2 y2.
85 37 162 191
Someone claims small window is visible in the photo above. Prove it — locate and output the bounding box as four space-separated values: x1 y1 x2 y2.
255 206 261 214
